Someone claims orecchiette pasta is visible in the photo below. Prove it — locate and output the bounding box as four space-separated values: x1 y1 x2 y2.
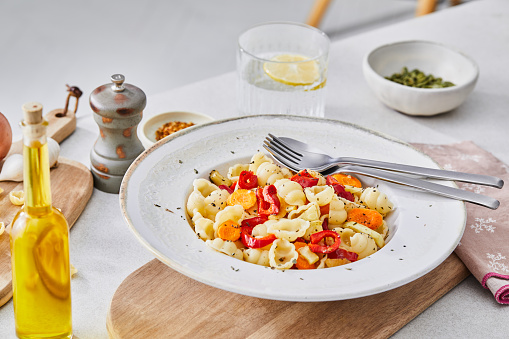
328 195 347 225
256 161 289 186
248 152 273 174
193 178 219 197
193 212 215 240
265 218 310 242
304 185 334 206
186 190 205 218
206 238 243 260
252 223 269 237
186 178 220 218
333 227 377 259
287 202 320 222
359 187 394 216
187 152 394 270
203 189 230 221
243 248 271 266
269 239 298 269
273 179 306 206
228 163 250 181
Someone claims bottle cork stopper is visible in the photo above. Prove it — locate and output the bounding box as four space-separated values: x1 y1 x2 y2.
22 102 43 124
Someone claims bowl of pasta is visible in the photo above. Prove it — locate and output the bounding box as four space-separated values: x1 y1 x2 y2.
120 115 466 301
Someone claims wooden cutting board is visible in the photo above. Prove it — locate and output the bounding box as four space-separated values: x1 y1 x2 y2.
0 108 93 307
107 253 470 338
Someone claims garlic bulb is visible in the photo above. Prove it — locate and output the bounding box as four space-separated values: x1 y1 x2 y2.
0 153 23 181
47 137 60 168
0 137 60 182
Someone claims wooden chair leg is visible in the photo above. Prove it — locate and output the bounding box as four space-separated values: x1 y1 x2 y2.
306 0 332 28
416 0 437 16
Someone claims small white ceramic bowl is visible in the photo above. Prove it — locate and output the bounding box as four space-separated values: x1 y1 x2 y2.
138 111 214 149
363 40 479 116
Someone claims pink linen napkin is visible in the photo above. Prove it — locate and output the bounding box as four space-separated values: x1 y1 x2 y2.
412 141 509 304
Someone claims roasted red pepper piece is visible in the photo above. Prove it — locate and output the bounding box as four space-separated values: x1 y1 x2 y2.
325 176 354 202
332 184 355 202
241 216 268 228
257 185 280 215
308 230 341 254
218 184 234 194
328 248 359 262
240 217 276 248
325 175 338 186
238 170 258 189
230 181 237 191
291 170 319 188
322 217 329 231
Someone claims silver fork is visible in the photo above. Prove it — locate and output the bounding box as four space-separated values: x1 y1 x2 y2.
263 134 501 209
265 134 504 188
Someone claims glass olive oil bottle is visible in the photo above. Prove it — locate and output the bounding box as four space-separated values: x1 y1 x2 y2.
10 103 72 338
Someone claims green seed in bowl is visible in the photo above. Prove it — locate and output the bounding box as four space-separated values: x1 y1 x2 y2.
385 67 455 88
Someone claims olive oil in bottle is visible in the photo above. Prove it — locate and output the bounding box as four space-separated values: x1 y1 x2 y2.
10 102 72 338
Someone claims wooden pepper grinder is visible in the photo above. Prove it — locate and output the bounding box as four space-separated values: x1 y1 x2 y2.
89 74 146 193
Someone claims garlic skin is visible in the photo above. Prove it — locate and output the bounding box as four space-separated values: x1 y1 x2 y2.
0 137 60 182
0 153 23 182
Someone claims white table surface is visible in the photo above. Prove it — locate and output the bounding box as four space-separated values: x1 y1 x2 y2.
1 0 509 338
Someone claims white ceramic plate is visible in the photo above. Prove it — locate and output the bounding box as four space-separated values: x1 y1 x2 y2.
120 115 466 301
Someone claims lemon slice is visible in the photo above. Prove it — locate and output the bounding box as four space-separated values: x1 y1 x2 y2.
263 54 320 86
34 227 70 299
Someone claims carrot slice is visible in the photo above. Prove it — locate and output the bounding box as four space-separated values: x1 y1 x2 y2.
294 242 317 270
217 220 241 241
346 208 383 230
227 189 257 210
330 173 362 188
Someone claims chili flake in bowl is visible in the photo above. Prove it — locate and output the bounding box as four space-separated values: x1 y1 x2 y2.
138 111 213 149
155 121 195 141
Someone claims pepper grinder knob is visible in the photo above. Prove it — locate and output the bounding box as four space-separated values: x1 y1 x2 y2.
111 74 125 92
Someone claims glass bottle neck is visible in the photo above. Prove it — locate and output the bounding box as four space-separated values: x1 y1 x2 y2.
21 120 52 214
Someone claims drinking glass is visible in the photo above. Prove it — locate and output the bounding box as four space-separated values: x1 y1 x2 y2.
237 22 330 117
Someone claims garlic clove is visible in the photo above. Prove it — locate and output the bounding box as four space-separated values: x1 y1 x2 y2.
47 137 60 168
0 153 23 182
0 137 60 182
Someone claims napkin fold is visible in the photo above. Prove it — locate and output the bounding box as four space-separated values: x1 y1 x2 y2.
412 141 509 304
